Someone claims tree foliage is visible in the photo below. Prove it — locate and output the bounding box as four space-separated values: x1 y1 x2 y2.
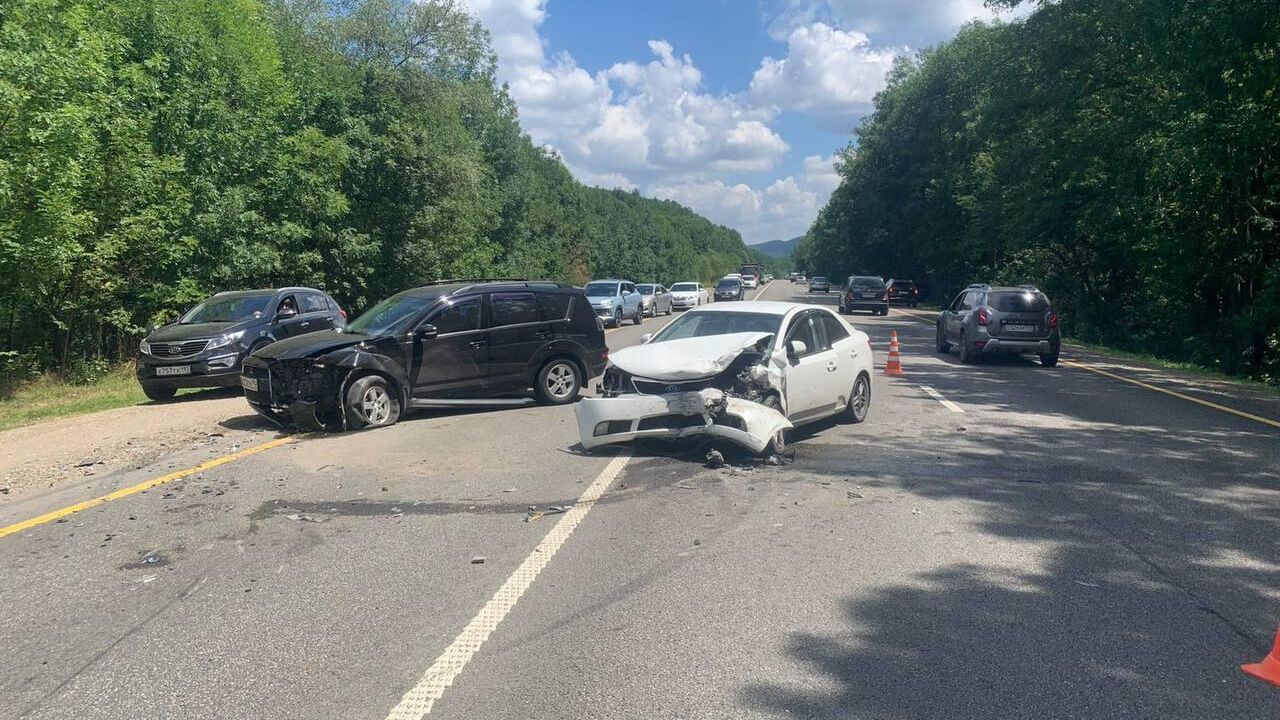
0 0 767 371
798 0 1280 380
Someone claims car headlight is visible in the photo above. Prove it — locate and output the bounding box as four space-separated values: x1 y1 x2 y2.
139 339 151 355
207 330 246 350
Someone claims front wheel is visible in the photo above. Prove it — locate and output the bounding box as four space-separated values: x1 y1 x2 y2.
610 310 621 328
535 359 582 405
632 308 643 325
142 384 176 402
844 373 871 423
761 393 786 455
345 375 401 430
936 324 951 353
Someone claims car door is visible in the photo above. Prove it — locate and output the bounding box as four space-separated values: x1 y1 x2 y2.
299 292 336 334
485 291 552 393
411 296 487 398
272 294 310 339
818 312 859 408
944 291 969 341
621 282 639 317
781 312 840 421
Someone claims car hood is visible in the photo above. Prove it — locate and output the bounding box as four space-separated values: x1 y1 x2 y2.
148 321 244 342
610 331 773 381
252 330 372 360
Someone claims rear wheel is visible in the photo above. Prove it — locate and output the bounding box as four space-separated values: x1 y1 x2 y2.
536 359 581 405
142 384 176 402
345 375 400 430
935 324 951 353
843 373 871 423
1040 349 1060 367
958 332 976 363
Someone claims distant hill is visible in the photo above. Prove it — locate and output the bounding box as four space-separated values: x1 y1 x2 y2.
752 236 802 258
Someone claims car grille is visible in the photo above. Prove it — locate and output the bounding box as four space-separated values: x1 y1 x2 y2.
149 339 210 357
633 377 720 394
637 414 707 431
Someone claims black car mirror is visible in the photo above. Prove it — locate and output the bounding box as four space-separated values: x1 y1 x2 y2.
417 324 438 340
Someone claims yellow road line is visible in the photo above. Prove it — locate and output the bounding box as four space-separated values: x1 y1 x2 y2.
1064 360 1280 430
0 435 298 539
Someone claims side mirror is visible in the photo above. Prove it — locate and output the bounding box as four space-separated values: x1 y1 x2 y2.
640 333 653 344
276 306 298 320
786 340 807 359
416 324 438 340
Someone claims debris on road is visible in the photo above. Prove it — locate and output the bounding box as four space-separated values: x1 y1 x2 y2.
470 556 486 564
704 449 726 468
525 505 571 522
286 513 326 523
847 492 863 499
74 457 100 468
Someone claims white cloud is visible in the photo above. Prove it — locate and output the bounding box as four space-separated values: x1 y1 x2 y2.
651 153 843 244
750 23 899 121
768 0 1025 46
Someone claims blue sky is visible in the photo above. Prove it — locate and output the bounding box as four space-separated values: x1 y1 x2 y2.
460 0 1025 243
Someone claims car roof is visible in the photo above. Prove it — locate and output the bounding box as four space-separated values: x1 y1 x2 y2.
399 280 577 299
587 279 627 284
684 301 816 317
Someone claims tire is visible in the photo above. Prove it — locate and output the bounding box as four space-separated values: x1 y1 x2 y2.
761 393 787 455
645 303 655 318
142 384 176 402
632 307 643 325
535 358 582 405
611 310 621 328
936 324 951 353
843 373 871 423
958 332 975 363
1040 350 1060 367
344 375 400 430
911 302 919 309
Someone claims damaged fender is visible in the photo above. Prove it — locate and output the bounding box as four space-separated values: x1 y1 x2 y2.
575 388 792 454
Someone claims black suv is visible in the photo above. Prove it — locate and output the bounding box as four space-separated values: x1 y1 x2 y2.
839 276 888 315
241 280 609 430
885 278 919 307
936 284 1061 365
137 288 345 400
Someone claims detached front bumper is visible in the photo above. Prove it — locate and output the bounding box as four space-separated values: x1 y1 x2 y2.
575 389 791 454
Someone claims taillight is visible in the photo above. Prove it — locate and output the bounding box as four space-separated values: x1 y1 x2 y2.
339 309 348 321
976 307 990 325
1048 311 1058 328
912 288 918 296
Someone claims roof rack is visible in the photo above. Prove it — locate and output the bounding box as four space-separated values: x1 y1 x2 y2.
966 283 989 289
418 279 578 293
1017 284 1040 291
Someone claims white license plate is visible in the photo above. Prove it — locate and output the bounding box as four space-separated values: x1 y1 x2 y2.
154 365 190 377
861 292 877 298
240 376 258 391
1004 325 1035 333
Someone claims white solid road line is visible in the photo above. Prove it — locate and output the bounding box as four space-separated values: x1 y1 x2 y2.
384 452 632 719
921 385 965 413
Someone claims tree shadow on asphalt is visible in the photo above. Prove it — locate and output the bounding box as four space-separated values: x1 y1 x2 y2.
739 355 1280 719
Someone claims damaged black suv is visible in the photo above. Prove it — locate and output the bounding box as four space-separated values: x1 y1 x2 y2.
241 280 609 430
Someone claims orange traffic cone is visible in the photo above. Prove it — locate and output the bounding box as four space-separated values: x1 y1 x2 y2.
1243 627 1280 687
885 331 905 376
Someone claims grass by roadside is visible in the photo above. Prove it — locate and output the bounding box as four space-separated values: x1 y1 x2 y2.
1061 339 1280 396
0 364 215 433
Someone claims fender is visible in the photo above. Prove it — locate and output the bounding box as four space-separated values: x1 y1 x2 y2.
525 338 590 385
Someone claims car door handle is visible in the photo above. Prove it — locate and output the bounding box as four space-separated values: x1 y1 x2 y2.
470 340 489 349
300 321 311 327
826 362 839 372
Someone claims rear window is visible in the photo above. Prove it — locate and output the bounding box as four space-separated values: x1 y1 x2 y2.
490 292 541 326
849 276 884 289
812 277 828 283
890 280 915 290
536 293 572 321
988 291 1049 312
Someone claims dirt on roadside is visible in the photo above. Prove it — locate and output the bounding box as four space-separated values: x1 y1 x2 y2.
0 390 280 501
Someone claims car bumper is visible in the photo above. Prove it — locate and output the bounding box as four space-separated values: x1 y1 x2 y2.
810 286 830 292
844 300 887 310
575 390 791 455
714 293 740 301
979 338 1057 354
672 297 699 308
136 353 245 389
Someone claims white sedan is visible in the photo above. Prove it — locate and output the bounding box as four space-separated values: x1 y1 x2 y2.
669 281 708 309
576 301 874 454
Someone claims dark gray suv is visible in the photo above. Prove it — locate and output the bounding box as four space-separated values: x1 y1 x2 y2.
936 284 1060 366
137 287 346 400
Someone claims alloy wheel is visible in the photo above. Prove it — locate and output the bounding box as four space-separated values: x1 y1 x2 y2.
361 385 391 425
544 362 577 400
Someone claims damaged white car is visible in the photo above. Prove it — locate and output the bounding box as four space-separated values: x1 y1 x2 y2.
576 302 874 454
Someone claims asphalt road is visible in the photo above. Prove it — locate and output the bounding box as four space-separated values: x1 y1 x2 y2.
3 281 1279 719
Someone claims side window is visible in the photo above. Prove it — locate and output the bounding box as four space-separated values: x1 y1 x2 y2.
785 315 821 358
622 283 634 295
490 293 541 327
657 286 666 294
959 292 975 311
536 293 572 321
430 297 481 335
820 314 850 345
277 294 298 316
301 293 328 313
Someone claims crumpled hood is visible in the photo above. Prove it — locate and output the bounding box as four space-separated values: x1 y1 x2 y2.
610 331 773 381
252 330 371 360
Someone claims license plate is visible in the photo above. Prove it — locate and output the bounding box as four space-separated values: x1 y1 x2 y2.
240 376 258 391
1004 325 1035 333
861 292 877 298
154 365 190 377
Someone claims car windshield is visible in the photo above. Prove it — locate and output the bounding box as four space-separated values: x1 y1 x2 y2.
637 285 655 295
989 291 1049 312
652 311 782 344
179 294 273 324
347 293 437 335
716 279 741 289
584 282 618 298
812 277 828 283
671 283 699 292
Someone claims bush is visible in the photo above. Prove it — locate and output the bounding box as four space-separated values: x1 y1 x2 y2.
63 357 112 386
0 351 42 399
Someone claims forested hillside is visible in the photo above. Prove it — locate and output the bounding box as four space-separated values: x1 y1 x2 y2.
796 0 1280 381
0 0 766 376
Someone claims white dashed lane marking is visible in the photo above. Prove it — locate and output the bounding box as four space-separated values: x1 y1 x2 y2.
921 385 965 413
384 452 632 719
